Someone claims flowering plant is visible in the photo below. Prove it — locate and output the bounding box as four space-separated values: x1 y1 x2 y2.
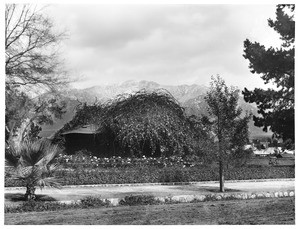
55 150 201 169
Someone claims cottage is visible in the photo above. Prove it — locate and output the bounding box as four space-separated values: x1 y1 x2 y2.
62 125 100 155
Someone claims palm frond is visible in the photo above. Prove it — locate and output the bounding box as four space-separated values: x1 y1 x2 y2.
19 140 47 166
47 163 62 173
6 139 62 191
15 166 34 179
36 143 62 167
36 177 62 190
5 146 20 167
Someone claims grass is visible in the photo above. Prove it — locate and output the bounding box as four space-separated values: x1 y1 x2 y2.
5 197 295 225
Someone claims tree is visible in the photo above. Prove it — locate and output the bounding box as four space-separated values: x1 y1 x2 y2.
5 85 67 147
5 139 62 200
204 76 251 192
5 4 68 90
242 4 295 147
55 90 212 158
5 4 69 146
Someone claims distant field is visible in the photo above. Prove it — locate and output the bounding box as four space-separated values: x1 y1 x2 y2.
5 197 295 225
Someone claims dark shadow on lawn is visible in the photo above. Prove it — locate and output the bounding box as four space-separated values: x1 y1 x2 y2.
169 185 242 193
205 188 241 193
5 193 57 202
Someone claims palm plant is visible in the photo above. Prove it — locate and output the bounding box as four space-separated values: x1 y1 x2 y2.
5 139 62 200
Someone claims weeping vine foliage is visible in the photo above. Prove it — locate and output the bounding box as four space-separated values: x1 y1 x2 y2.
54 89 213 158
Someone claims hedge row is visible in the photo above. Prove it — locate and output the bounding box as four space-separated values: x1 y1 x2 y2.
5 165 295 187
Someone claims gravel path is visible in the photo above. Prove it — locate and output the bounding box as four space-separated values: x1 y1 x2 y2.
5 179 294 204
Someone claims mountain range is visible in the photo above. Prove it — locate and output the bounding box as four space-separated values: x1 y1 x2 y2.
40 80 272 139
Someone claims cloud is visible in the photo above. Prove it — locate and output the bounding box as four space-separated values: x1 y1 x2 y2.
46 4 278 89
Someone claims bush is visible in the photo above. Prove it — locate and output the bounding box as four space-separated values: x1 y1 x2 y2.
119 195 159 206
5 200 70 213
5 195 159 213
80 196 110 208
5 196 110 213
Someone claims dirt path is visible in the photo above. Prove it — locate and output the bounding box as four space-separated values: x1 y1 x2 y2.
5 197 295 225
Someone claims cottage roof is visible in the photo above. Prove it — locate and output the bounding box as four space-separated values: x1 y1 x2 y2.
62 125 99 135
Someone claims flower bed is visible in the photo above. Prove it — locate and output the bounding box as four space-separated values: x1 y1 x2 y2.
54 153 200 169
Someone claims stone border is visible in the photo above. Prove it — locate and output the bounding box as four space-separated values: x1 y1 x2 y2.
5 178 295 190
47 190 296 207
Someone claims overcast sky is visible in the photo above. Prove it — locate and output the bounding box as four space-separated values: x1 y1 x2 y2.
45 4 281 89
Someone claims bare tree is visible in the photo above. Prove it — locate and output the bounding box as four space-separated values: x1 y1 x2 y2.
5 4 68 91
5 4 69 146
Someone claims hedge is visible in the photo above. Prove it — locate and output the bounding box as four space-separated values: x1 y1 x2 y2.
5 165 295 187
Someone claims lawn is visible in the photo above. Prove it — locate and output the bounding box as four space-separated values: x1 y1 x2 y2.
5 197 295 225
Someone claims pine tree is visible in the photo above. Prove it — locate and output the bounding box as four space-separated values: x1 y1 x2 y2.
242 4 295 147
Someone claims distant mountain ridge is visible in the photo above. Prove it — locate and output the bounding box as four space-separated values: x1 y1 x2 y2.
41 80 272 139
65 80 209 104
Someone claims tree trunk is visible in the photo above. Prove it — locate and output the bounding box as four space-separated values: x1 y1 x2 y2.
219 159 225 192
25 185 36 201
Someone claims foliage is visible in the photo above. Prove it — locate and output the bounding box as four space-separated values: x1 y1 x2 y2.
54 90 213 157
282 139 294 150
204 76 251 191
159 167 189 183
80 196 110 208
5 200 69 213
230 149 254 167
6 163 294 187
242 4 295 145
119 195 160 206
5 4 69 146
5 139 62 200
205 76 251 156
51 102 103 146
5 196 110 213
5 86 67 144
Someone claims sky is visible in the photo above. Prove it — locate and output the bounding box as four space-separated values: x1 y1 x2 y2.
43 4 283 90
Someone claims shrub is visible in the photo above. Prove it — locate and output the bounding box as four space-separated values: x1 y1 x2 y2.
5 200 70 213
5 196 110 213
119 195 159 206
80 196 110 208
5 165 294 187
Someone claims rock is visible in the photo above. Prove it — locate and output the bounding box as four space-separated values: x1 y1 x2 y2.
194 195 206 201
155 197 165 203
108 198 119 206
216 195 222 200
265 193 271 198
